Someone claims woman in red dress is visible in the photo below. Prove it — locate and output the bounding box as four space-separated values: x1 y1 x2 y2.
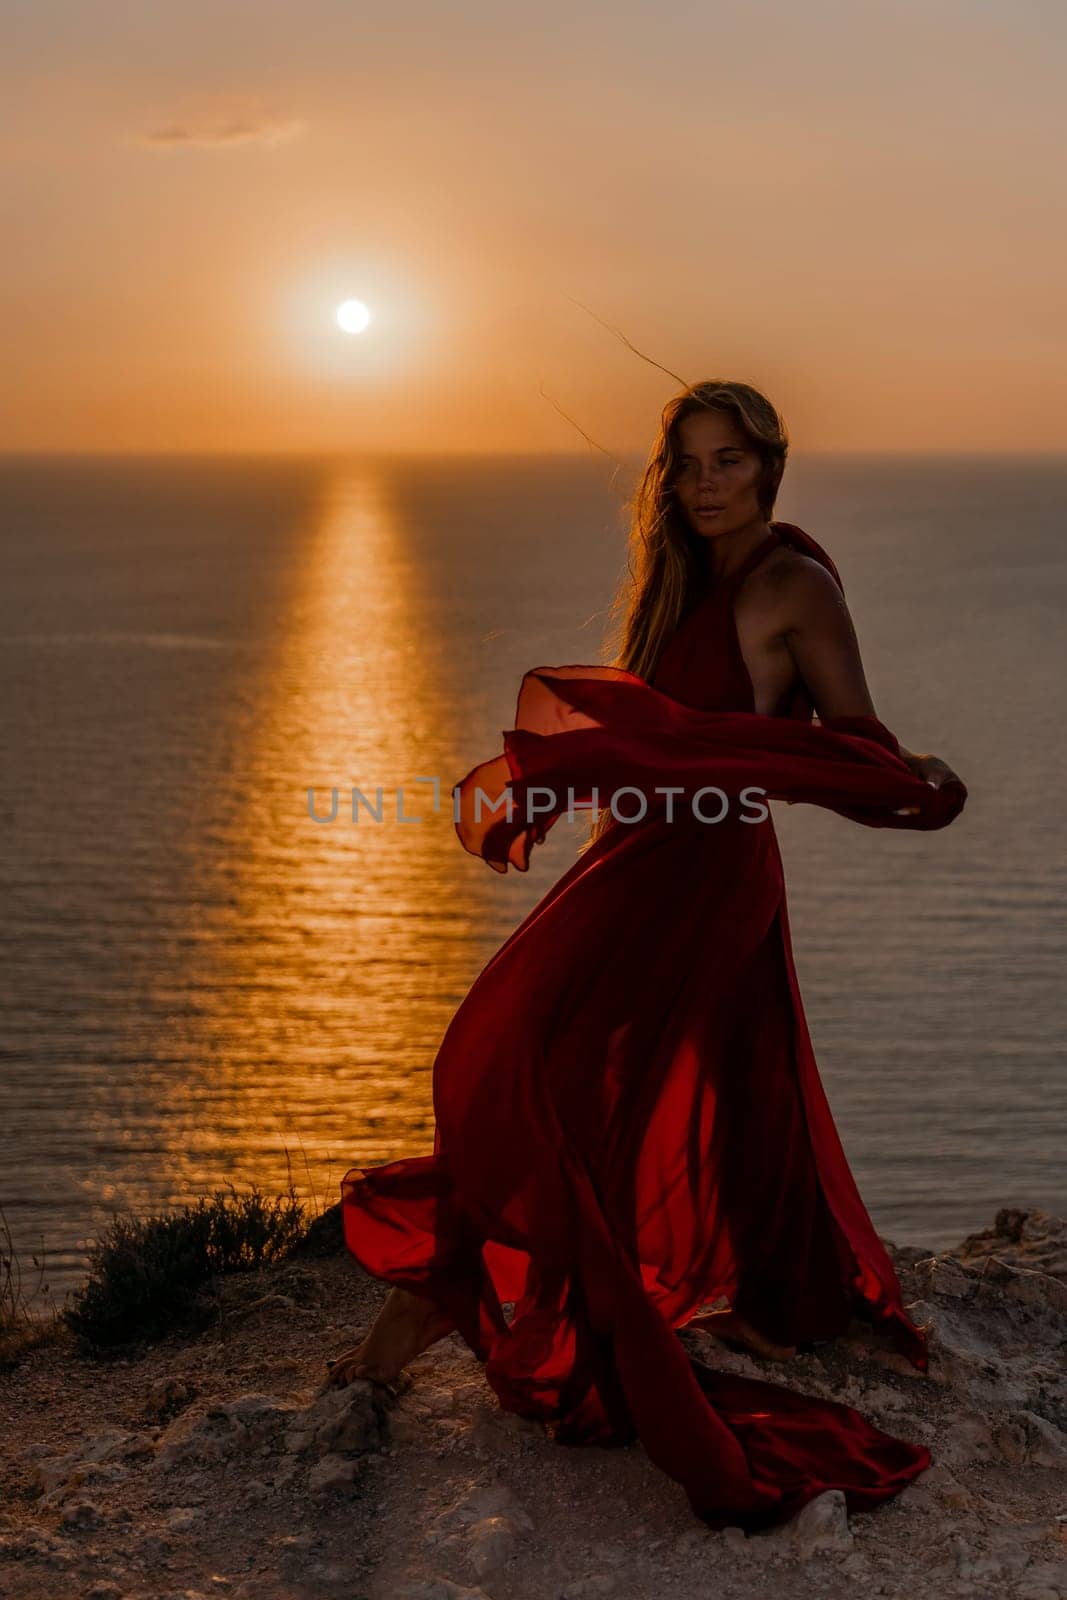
329 380 966 1532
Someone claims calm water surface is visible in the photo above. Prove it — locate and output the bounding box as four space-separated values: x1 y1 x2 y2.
1 451 1064 1304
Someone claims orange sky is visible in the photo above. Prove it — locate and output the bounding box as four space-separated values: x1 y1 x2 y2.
3 1 1065 455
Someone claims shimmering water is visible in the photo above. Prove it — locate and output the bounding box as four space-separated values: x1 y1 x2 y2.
1 451 1064 1304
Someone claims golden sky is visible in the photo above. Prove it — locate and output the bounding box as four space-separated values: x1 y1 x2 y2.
3 0 1065 454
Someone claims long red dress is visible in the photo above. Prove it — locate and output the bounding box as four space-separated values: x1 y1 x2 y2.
340 520 967 1532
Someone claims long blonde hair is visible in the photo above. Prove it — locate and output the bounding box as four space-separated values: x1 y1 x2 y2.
578 379 789 855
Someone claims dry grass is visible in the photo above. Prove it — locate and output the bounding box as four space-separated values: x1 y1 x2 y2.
0 1202 63 1366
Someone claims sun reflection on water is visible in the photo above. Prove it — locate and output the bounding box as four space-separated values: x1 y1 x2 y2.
149 466 485 1228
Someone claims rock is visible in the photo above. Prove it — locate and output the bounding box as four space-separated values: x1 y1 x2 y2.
913 1250 1067 1353
992 1418 1030 1465
428 1480 535 1543
561 1579 618 1598
940 1414 998 1468
941 1408 1067 1473
308 1561 350 1583
468 1512 529 1577
282 1380 388 1456
0 1526 76 1568
33 1426 155 1501
307 1453 361 1494
920 1461 974 1509
58 1498 107 1531
137 1533 174 1561
789 1490 854 1559
954 1208 1067 1282
956 1543 1032 1584
238 1478 271 1506
216 1395 294 1431
156 1394 295 1466
145 1377 198 1418
916 1258 976 1301
913 1302 1018 1398
39 1459 130 1509
1019 1411 1067 1467
165 1506 204 1531
1017 1564 1067 1600
89 1427 155 1463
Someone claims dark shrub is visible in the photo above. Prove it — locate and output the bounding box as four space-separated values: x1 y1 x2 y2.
63 1183 307 1352
286 1199 346 1259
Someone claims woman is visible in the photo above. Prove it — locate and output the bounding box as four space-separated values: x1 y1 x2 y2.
329 380 966 1532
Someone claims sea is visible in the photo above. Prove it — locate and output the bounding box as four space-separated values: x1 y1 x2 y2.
1 450 1064 1309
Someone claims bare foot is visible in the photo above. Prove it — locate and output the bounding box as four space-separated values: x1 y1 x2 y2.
685 1306 797 1363
325 1287 456 1387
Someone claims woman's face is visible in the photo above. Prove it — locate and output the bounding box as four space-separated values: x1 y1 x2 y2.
670 411 765 540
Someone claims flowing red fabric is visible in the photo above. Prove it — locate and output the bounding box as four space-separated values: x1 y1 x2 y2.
340 521 967 1532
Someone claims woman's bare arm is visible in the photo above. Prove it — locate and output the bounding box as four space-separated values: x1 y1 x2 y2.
780 559 961 791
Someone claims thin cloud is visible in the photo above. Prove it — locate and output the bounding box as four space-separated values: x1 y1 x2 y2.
138 110 306 149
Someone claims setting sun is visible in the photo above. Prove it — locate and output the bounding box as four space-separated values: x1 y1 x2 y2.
336 299 371 335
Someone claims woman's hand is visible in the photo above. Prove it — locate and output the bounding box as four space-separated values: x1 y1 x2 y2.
911 752 962 789
894 751 962 815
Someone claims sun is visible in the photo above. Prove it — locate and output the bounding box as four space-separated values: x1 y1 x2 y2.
336 299 372 335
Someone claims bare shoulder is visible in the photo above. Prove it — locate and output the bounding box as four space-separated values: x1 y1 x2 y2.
758 545 838 595
753 546 849 629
